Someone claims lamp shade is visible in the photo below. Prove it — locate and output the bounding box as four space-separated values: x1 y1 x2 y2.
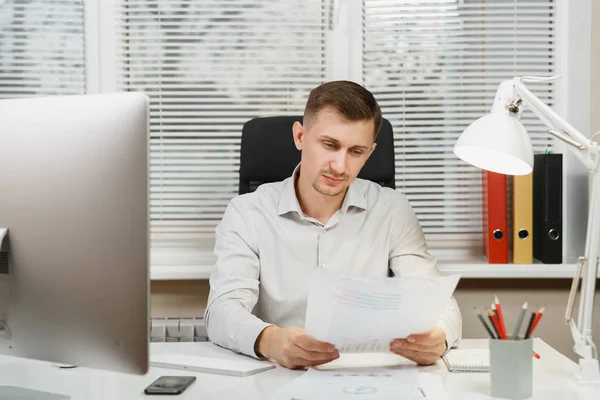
453 112 534 176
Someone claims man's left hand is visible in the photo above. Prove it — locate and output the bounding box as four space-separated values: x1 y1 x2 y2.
389 327 447 366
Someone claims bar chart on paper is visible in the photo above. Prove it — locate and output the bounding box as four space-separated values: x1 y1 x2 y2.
337 338 387 353
268 369 420 400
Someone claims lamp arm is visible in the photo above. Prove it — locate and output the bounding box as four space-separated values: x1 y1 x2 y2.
514 79 597 151
515 79 597 171
513 78 600 380
580 165 600 342
567 165 600 365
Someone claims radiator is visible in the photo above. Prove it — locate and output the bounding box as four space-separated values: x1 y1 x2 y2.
150 317 209 342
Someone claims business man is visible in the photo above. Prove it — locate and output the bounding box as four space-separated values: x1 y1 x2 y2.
205 80 462 369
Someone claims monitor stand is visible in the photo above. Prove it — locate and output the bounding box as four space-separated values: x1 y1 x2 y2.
0 386 70 399
1 323 71 399
0 229 72 399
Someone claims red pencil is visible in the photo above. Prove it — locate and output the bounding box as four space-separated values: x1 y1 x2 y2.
489 309 506 340
528 306 545 338
490 304 503 339
491 302 497 317
487 309 501 338
495 296 507 340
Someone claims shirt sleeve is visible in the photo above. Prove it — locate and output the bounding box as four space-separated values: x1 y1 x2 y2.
387 195 462 350
204 198 272 358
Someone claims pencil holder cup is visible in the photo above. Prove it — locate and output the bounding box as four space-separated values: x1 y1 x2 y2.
489 338 533 400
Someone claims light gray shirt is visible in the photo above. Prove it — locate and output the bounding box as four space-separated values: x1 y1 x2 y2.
205 166 462 358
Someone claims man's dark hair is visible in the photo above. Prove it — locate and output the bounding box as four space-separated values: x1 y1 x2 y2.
304 80 382 140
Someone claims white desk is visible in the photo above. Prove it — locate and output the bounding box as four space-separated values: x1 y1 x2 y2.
0 339 598 399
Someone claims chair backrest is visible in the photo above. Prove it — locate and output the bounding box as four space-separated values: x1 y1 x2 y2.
238 116 396 194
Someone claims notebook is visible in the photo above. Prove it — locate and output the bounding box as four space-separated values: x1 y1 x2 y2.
150 353 276 377
441 349 489 373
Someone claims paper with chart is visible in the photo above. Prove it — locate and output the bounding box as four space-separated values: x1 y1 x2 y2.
305 268 460 353
268 368 420 400
267 368 448 400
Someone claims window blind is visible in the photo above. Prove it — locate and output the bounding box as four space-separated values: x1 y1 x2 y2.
0 0 85 98
115 0 329 250
363 0 556 251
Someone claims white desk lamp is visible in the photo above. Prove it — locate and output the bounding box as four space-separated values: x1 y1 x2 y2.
453 76 600 385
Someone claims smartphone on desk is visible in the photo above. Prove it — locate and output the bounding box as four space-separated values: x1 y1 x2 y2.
144 376 196 395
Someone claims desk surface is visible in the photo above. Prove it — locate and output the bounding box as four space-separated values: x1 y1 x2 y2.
0 339 599 399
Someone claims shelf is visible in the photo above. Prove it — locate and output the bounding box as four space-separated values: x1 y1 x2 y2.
152 264 212 280
150 255 592 280
438 262 580 279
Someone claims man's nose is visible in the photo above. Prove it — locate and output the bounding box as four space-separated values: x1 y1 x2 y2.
330 150 348 175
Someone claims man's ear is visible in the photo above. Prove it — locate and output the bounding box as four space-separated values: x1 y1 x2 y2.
292 121 304 150
367 142 377 158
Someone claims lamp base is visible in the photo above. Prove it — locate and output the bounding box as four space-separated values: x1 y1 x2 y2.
574 359 600 385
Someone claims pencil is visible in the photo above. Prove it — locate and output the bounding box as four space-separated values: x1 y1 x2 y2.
491 303 501 336
495 296 507 340
528 306 545 338
491 303 503 337
474 307 496 338
511 302 528 340
487 309 501 338
489 309 505 339
524 306 538 339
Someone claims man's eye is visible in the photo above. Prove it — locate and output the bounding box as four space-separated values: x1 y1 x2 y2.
323 142 334 148
353 150 363 156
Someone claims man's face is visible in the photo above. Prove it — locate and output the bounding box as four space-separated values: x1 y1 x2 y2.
293 107 376 197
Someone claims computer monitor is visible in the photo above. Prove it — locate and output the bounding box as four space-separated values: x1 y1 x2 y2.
0 93 149 377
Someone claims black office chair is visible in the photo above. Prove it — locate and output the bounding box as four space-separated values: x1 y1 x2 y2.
238 116 396 194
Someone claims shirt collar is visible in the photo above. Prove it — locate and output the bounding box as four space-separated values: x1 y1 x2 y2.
341 179 367 213
277 163 367 216
277 164 304 216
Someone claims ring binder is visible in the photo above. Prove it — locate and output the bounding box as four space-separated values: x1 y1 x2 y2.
533 153 562 263
482 171 508 263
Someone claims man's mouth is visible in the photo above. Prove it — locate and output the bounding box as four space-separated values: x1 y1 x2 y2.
323 174 345 183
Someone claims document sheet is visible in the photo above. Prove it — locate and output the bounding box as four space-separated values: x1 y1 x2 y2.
305 268 460 353
267 368 448 400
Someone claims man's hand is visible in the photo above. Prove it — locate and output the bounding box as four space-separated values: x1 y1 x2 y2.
389 327 447 366
255 326 339 369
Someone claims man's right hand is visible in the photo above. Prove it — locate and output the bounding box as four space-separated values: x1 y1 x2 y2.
255 326 339 369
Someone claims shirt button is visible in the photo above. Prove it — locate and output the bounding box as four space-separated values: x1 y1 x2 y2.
322 228 327 233
321 263 327 268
